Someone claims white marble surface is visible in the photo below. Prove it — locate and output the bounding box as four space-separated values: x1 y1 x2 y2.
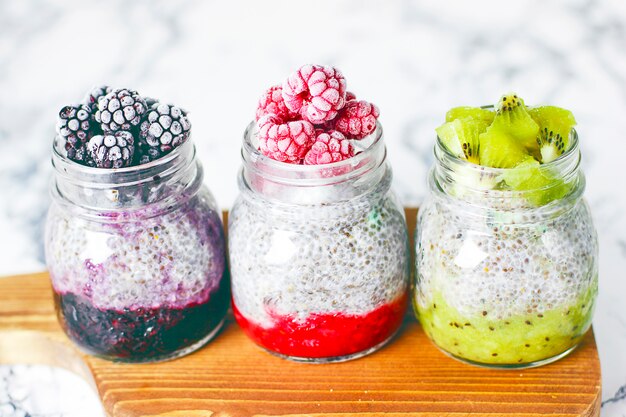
0 0 625 415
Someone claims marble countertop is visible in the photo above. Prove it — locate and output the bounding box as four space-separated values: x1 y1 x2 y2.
0 0 625 415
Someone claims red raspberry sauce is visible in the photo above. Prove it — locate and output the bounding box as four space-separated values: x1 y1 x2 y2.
233 293 407 359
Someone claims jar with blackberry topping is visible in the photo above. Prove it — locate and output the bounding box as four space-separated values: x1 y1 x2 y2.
414 96 598 368
45 137 229 363
229 122 410 363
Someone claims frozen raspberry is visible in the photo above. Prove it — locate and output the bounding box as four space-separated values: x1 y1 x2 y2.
304 130 354 165
333 100 380 140
255 85 295 121
345 91 357 101
282 65 347 124
257 115 315 163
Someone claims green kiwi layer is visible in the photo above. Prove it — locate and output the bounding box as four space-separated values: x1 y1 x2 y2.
417 283 596 365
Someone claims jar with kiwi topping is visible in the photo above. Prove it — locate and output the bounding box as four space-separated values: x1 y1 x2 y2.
414 94 598 368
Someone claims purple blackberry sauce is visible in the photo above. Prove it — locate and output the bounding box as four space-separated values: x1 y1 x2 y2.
54 280 229 361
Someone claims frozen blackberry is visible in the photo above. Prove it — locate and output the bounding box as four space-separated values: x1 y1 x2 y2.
57 104 97 165
88 131 135 168
95 88 147 132
57 104 94 144
144 96 158 109
69 144 96 167
138 103 191 163
82 85 112 107
136 140 161 165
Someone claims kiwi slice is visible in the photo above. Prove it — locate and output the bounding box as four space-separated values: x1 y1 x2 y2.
490 93 540 152
528 106 576 163
445 107 495 124
478 126 532 169
436 117 499 191
436 117 489 164
500 158 571 206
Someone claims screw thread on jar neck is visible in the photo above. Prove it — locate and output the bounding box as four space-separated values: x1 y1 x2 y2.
51 137 202 216
431 129 584 214
240 121 390 204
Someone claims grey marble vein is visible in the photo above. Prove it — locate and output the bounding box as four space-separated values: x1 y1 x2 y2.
0 365 104 417
603 384 626 406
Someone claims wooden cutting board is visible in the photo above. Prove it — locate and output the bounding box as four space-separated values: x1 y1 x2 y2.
0 209 601 417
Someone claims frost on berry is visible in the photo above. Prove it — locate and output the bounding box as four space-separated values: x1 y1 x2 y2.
282 64 347 124
333 100 380 140
95 88 147 132
144 96 158 109
255 85 295 121
304 130 354 165
257 115 315 163
137 103 192 164
88 131 134 169
57 103 99 166
57 104 93 144
82 85 112 106
140 103 191 151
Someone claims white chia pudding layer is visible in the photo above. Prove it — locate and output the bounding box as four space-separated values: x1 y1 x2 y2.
416 197 598 319
229 173 409 328
46 189 226 311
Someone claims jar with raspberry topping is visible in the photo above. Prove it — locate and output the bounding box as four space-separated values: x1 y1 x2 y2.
229 122 410 363
45 137 229 362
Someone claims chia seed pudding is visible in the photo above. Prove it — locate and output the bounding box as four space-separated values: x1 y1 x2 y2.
415 106 598 368
229 122 410 362
46 88 228 362
46 187 228 361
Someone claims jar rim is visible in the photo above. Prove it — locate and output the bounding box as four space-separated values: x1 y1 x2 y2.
432 102 584 207
51 135 195 187
243 120 384 168
435 103 580 176
241 120 386 187
435 127 580 176
432 128 584 216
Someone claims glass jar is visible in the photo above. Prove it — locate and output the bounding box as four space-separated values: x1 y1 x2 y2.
229 122 410 363
45 137 229 362
414 130 598 368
